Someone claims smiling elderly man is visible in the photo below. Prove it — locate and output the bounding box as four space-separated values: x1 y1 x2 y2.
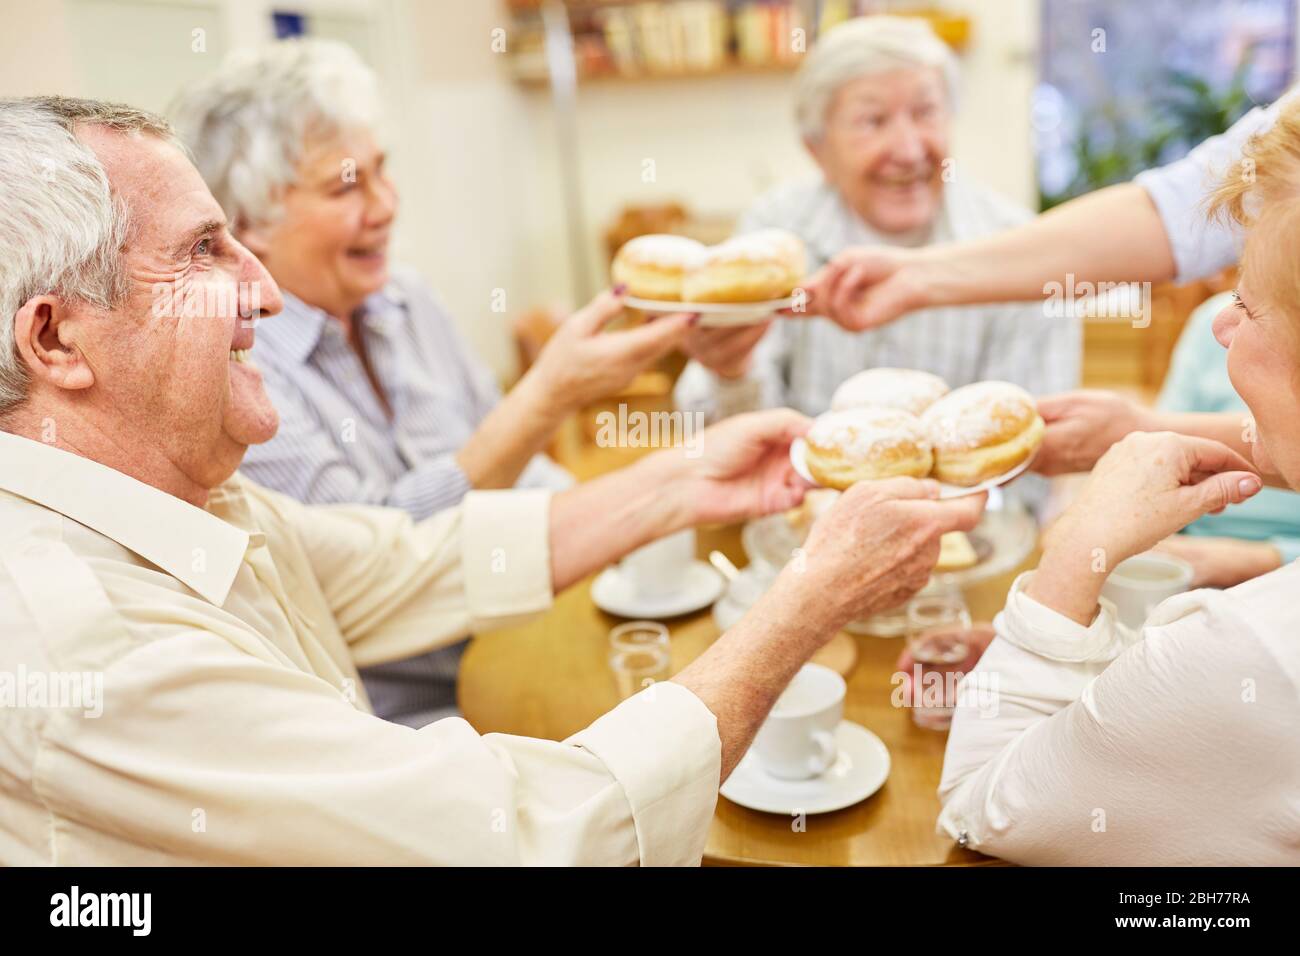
0 96 982 865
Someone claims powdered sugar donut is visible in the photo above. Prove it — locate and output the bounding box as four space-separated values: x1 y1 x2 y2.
920 381 1045 486
830 368 950 416
680 228 806 303
804 407 933 490
611 234 707 301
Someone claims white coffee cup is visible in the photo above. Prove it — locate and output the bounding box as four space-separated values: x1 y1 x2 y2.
754 663 845 780
620 529 695 599
1101 551 1194 631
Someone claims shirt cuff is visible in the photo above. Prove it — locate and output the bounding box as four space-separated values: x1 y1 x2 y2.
568 682 721 866
429 457 474 508
995 570 1129 663
460 489 553 625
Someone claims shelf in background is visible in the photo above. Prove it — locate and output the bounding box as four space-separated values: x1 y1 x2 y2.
510 55 800 88
506 1 970 90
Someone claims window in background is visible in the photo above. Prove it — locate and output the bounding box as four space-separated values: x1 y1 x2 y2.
1036 0 1295 209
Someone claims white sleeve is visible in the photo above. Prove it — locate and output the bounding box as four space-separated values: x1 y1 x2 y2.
41 630 722 866
1134 91 1296 282
937 571 1296 865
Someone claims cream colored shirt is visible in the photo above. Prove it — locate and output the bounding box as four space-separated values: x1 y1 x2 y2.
938 567 1300 865
0 431 721 865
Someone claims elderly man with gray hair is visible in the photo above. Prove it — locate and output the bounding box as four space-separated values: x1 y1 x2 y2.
0 95 983 864
675 16 1079 511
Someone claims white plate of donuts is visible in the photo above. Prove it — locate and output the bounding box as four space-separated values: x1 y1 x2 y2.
623 295 796 325
789 370 1045 500
611 229 807 327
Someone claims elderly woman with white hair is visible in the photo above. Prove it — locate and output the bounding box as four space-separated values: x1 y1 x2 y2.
171 39 695 727
675 15 1079 511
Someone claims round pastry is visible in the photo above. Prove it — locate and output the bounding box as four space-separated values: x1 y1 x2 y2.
610 234 707 301
804 407 933 490
830 367 950 416
680 228 806 303
920 381 1045 486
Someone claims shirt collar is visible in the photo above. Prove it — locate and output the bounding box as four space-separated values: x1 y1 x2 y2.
257 283 409 366
0 431 253 606
254 290 329 366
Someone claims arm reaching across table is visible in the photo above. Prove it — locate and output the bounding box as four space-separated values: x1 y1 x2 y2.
458 289 695 490
805 95 1294 332
677 479 985 780
546 408 813 591
288 407 986 785
1030 389 1289 487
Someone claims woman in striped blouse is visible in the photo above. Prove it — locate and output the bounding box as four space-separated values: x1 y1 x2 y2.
171 39 695 727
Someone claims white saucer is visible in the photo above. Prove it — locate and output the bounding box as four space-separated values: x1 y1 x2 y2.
789 437 1035 499
591 561 725 618
624 295 794 327
721 720 890 815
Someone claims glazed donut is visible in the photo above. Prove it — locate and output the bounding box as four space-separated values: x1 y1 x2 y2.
610 234 707 301
804 407 933 490
680 228 806 303
830 367 950 416
920 381 1045 486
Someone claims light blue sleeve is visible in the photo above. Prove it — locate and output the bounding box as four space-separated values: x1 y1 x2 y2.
1134 91 1296 283
1156 291 1234 412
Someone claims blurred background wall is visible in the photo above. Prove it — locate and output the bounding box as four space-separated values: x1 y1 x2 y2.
0 0 1293 384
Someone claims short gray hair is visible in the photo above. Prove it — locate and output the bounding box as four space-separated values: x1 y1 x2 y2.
0 96 178 418
170 38 382 229
794 16 960 142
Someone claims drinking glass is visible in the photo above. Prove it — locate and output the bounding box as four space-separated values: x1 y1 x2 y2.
905 590 973 730
608 621 671 699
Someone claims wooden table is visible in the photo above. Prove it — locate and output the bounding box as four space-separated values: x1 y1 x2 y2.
458 523 1035 866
